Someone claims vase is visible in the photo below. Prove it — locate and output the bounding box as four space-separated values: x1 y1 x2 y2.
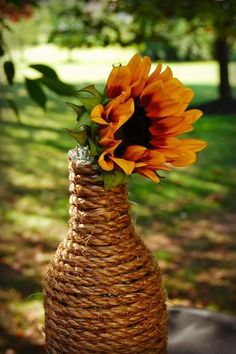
44 147 168 354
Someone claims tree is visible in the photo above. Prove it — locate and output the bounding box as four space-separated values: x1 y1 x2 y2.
47 0 236 112
114 0 236 113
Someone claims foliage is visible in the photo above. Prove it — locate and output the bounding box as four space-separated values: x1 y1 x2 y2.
47 0 133 50
116 0 236 38
114 0 236 101
138 18 214 61
46 0 236 61
0 0 75 118
45 0 236 103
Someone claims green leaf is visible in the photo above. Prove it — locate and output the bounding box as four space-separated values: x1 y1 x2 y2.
76 95 100 112
7 99 21 123
76 111 92 128
102 87 110 104
103 172 114 190
30 64 75 96
103 170 129 190
66 127 88 145
27 292 43 301
77 85 102 98
41 76 74 96
90 121 98 139
95 173 104 182
0 33 5 57
3 61 15 85
65 102 85 119
30 64 58 79
25 78 47 109
0 44 4 57
88 138 98 156
102 97 110 105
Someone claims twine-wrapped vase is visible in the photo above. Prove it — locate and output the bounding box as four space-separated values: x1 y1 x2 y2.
44 148 168 353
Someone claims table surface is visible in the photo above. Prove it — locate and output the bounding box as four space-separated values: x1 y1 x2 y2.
168 307 236 354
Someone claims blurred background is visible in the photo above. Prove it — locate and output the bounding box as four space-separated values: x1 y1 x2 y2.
0 0 236 353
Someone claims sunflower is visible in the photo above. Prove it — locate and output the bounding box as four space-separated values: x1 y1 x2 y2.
91 53 206 183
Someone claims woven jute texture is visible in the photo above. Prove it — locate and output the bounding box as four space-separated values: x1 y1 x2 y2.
44 152 168 354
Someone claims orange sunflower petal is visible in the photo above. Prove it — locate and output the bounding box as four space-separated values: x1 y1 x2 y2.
146 101 182 118
137 168 160 183
105 87 132 118
99 124 116 146
158 149 182 160
128 55 152 96
92 116 109 125
106 65 132 98
158 66 173 81
152 136 181 147
146 63 162 86
111 98 134 126
123 145 148 160
180 139 207 152
174 103 189 116
128 54 151 82
131 78 146 97
98 151 114 171
117 86 132 104
164 79 187 99
110 157 135 175
127 53 142 81
98 141 122 171
160 118 193 136
170 148 197 167
145 150 165 166
150 118 193 137
139 56 152 79
91 104 107 125
140 80 164 106
182 88 194 103
184 109 203 124
135 162 148 168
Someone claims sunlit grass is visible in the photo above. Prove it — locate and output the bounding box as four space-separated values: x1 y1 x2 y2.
12 44 236 86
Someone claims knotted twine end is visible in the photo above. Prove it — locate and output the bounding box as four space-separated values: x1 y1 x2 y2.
68 145 94 166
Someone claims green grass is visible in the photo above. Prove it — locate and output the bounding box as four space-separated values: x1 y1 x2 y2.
130 114 236 225
1 50 236 353
2 81 235 233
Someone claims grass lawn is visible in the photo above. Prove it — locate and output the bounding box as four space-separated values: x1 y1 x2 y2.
1 47 236 353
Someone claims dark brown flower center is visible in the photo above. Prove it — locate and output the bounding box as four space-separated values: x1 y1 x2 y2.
114 104 151 157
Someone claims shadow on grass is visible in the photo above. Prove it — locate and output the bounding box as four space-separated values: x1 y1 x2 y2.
0 263 40 298
0 325 45 354
188 84 236 106
143 211 236 314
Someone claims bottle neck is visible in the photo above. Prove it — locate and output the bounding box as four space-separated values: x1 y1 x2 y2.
68 158 130 230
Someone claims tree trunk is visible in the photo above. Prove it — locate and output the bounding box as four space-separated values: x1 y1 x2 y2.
215 36 231 101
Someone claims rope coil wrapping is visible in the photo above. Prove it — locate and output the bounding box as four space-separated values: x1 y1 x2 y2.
44 154 168 354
